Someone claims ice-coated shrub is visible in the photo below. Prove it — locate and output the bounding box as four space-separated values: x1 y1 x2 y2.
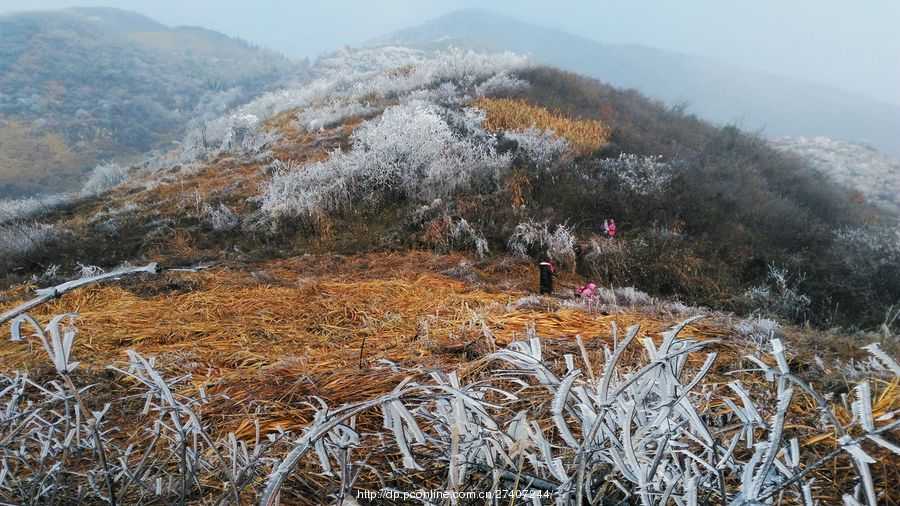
171 113 275 164
507 219 547 256
408 198 446 226
441 259 477 283
0 223 58 261
735 316 782 348
258 153 350 218
80 162 130 197
583 236 646 264
513 294 543 310
298 100 381 132
614 286 653 306
547 223 577 266
31 263 60 282
360 46 528 96
474 71 530 97
220 114 274 155
839 343 900 379
596 153 674 196
451 218 489 258
831 226 900 277
75 262 105 279
744 264 811 321
203 203 240 231
578 286 654 307
259 100 511 219
111 201 139 215
507 220 577 266
661 300 698 315
503 127 571 168
0 194 74 224
650 223 682 240
401 81 467 107
348 101 496 197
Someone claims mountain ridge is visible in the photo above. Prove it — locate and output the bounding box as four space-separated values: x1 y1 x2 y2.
375 8 900 156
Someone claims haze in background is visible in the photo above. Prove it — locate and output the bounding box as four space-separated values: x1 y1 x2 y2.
3 0 899 106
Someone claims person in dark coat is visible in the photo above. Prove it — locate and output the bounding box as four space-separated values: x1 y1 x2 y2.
539 257 556 295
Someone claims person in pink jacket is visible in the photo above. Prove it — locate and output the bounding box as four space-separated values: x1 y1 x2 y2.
608 218 617 238
576 282 597 298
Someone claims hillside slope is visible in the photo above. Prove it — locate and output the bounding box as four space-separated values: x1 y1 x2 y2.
0 7 305 197
2 46 895 330
375 9 900 157
0 46 897 504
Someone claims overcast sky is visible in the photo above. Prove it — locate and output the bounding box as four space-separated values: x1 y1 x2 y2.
4 0 899 105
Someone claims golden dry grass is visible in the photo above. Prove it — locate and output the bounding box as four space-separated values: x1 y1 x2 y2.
0 251 897 503
0 252 728 426
472 97 610 155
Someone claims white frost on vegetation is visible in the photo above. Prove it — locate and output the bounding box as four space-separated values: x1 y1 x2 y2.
80 162 130 197
451 218 490 258
744 264 811 321
474 71 530 97
259 319 899 505
735 316 782 349
507 220 577 266
167 47 528 164
298 100 380 132
504 128 571 168
259 100 510 219
0 223 58 260
202 203 240 231
0 195 74 225
596 153 674 196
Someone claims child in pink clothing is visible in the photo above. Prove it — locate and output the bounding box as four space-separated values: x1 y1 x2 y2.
576 282 597 298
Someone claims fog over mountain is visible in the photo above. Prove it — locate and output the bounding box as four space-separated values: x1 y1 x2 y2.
377 9 900 156
4 1 899 104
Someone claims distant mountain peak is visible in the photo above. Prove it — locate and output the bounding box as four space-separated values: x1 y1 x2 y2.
376 9 900 156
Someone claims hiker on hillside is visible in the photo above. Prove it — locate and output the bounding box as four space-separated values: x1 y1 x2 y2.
600 219 610 237
608 218 617 238
539 257 556 295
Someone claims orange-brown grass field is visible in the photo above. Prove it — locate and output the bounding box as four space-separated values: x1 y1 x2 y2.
1 250 897 503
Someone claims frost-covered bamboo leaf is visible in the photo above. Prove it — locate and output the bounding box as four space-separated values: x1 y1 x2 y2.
853 381 875 433
749 388 793 499
839 435 877 506
599 324 641 402
771 338 790 374
728 381 764 424
551 369 581 448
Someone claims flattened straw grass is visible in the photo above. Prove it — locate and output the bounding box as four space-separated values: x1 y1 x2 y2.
1 251 896 503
